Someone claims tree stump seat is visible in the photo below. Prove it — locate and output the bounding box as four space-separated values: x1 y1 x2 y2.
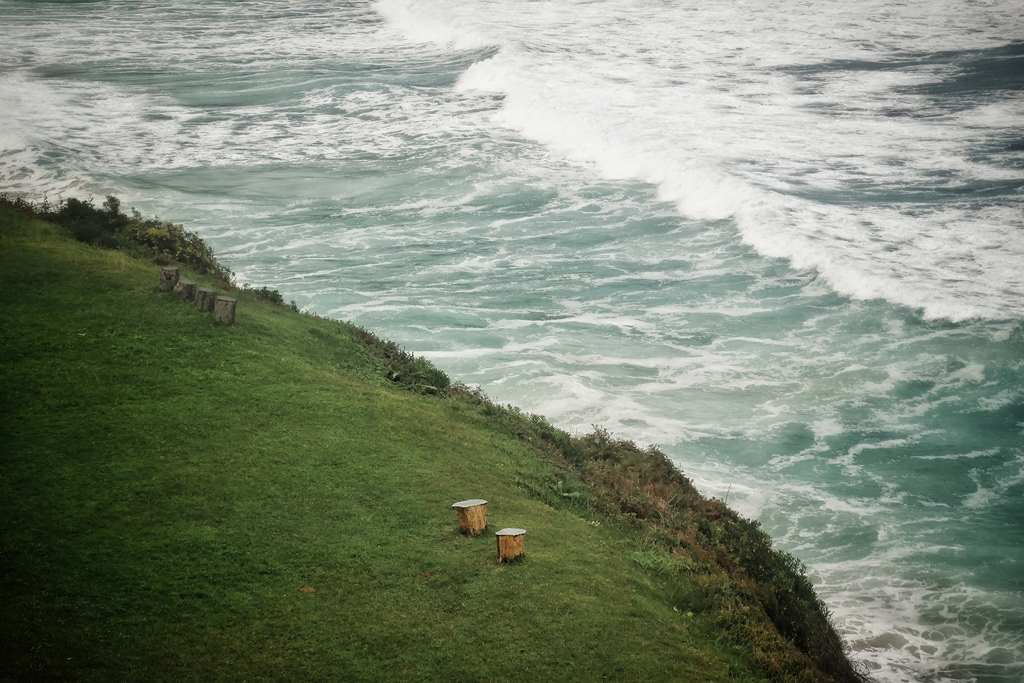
496 528 526 563
159 266 180 291
451 499 488 536
195 287 217 312
213 295 237 324
173 278 197 302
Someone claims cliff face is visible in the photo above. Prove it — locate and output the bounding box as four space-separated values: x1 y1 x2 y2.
0 199 861 682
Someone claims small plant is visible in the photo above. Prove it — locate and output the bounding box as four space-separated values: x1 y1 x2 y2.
629 548 679 575
241 285 285 305
349 325 450 394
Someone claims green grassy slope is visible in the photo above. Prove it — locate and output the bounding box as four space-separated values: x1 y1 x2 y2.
0 208 770 680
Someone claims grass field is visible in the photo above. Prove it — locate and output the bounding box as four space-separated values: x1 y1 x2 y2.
0 205 857 681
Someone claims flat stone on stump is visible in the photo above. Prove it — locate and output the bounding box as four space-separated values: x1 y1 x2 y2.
159 266 179 291
451 499 488 536
496 527 526 563
195 288 217 312
173 278 196 302
213 295 237 325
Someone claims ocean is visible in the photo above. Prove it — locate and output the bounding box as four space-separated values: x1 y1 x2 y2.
1 1 1022 680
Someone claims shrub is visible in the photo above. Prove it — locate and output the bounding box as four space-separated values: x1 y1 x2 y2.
124 213 232 284
0 193 234 285
54 196 125 247
241 285 285 305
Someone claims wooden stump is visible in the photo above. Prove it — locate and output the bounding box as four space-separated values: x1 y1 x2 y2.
496 528 526 563
195 288 217 312
159 266 179 291
213 295 237 324
173 278 196 302
451 499 488 536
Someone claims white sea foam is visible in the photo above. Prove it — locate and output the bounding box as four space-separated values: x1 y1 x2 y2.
378 0 1024 322
915 448 1002 462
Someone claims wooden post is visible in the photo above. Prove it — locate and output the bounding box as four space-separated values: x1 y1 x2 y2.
159 266 179 291
213 296 237 324
451 499 488 536
173 278 196 302
195 288 217 312
496 528 526 563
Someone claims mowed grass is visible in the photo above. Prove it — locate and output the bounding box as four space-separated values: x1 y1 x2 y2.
0 208 766 681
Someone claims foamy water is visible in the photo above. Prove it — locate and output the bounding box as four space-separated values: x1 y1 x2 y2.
379 0 1024 322
2 1 1022 680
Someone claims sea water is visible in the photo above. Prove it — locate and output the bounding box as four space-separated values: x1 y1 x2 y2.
1 1 1022 680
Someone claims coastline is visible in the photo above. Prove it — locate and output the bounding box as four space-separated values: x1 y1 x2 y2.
0 196 863 681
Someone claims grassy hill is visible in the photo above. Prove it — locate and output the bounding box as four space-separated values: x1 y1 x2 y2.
0 201 860 681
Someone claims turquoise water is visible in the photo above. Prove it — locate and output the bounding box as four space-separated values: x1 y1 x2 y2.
1 1 1023 680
